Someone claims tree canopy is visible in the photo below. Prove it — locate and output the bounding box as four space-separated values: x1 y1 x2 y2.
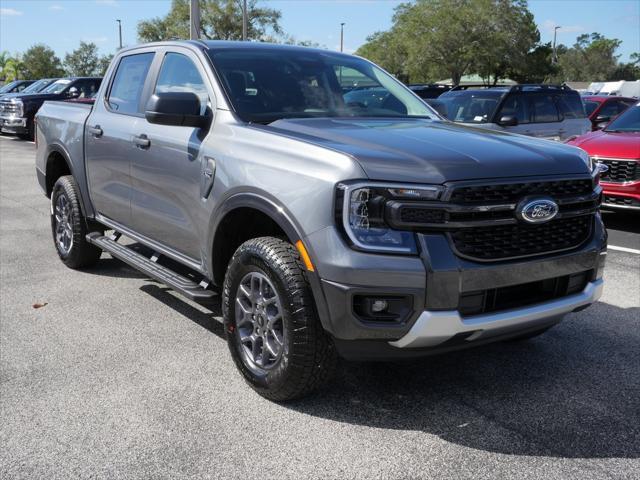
21 44 65 79
137 0 282 42
64 41 112 77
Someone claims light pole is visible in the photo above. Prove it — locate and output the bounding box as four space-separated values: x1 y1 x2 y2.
552 25 561 64
242 0 248 41
340 22 345 52
190 0 201 40
116 19 122 49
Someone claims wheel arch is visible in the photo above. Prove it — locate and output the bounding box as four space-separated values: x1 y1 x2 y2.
44 143 93 218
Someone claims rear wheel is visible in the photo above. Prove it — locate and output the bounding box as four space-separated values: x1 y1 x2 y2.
223 237 336 401
50 175 103 269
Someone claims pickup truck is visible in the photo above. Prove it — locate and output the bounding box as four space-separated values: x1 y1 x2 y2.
36 41 607 401
1 77 101 140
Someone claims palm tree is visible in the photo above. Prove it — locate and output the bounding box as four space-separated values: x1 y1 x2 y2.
3 57 24 82
0 51 10 81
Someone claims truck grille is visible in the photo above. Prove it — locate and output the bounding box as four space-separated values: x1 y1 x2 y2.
449 179 593 204
603 195 640 208
597 159 640 183
449 216 592 261
0 101 19 115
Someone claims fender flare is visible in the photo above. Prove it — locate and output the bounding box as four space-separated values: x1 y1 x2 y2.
44 143 93 218
207 191 333 333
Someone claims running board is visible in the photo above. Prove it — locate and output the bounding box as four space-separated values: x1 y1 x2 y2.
86 232 217 302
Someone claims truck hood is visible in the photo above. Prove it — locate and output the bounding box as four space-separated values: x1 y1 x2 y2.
264 118 590 183
6 92 59 103
569 130 640 159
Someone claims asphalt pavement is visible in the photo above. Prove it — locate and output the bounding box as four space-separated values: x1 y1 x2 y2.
1 135 639 479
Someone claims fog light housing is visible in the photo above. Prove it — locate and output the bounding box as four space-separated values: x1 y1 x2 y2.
353 295 413 324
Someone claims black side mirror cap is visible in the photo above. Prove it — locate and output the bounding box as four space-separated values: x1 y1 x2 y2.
67 87 79 98
497 115 518 127
594 115 610 124
145 92 208 128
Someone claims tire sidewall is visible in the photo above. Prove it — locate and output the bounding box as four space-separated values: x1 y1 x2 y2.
224 247 296 393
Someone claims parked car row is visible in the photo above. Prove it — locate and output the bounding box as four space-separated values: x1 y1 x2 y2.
0 77 102 140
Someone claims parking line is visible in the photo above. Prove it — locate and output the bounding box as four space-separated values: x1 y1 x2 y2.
609 245 640 255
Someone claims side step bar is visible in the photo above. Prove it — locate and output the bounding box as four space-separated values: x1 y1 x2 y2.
86 232 217 302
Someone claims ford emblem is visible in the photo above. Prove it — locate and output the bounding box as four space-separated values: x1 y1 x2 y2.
517 198 559 224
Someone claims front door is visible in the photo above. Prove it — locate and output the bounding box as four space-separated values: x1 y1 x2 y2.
128 49 214 261
85 51 155 224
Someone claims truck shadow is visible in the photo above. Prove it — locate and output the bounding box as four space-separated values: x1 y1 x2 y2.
102 258 639 459
288 301 640 460
602 210 640 234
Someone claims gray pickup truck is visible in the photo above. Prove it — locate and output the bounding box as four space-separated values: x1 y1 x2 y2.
36 41 607 401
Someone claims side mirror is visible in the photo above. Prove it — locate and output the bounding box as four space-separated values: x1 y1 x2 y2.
145 92 208 128
497 115 518 127
594 115 610 128
67 87 80 99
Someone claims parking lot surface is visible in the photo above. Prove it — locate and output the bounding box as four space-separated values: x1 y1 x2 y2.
1 135 639 479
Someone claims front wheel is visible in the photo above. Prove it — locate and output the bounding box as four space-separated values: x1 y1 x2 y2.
223 237 336 401
50 175 103 269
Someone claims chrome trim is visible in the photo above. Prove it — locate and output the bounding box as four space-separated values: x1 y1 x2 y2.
389 279 603 349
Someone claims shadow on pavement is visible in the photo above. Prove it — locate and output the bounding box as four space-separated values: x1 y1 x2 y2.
288 301 640 459
602 210 640 234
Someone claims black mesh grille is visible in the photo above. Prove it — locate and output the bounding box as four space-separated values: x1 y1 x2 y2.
604 195 640 207
599 159 640 183
450 216 592 261
399 207 446 224
450 179 593 204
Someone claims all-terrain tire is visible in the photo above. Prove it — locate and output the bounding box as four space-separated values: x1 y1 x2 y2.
223 237 337 401
50 175 103 269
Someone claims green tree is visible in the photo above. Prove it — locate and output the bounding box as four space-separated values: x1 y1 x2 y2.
3 56 25 81
64 41 102 76
557 33 622 81
507 42 559 83
137 0 282 42
357 0 539 85
356 31 409 82
0 51 10 80
609 52 640 81
21 44 65 79
97 54 114 76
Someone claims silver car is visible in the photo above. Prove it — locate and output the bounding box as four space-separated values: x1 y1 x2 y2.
434 84 590 141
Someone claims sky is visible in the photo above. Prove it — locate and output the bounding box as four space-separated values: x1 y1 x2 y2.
0 0 639 62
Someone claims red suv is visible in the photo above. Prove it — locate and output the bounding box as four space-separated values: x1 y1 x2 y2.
583 95 636 131
568 102 640 211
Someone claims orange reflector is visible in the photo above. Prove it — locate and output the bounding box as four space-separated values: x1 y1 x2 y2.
295 240 315 272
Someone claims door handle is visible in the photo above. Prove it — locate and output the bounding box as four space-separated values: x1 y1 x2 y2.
88 125 103 137
133 134 150 149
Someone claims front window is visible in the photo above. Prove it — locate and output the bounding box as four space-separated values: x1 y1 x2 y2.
435 90 504 123
43 79 72 94
584 100 600 116
604 105 640 133
207 48 435 124
154 52 209 115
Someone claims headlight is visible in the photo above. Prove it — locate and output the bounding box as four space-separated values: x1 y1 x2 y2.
577 149 593 171
12 100 23 117
337 182 443 254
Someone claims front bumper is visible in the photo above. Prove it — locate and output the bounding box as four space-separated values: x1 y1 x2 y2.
306 213 607 359
0 115 28 134
602 180 640 211
390 279 602 349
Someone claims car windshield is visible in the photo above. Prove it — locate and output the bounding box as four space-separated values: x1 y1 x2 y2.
435 90 504 123
22 79 53 94
0 81 20 93
604 105 640 133
42 79 72 94
207 48 435 124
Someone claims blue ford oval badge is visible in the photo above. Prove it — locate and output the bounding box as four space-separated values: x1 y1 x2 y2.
517 198 559 224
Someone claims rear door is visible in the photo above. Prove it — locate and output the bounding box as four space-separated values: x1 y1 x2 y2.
528 93 563 140
128 47 214 260
85 51 155 224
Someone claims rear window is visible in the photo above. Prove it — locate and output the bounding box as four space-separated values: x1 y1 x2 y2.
556 93 586 119
107 52 154 115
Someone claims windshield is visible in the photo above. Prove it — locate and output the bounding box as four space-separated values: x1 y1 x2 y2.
436 90 504 123
604 105 640 133
42 79 71 94
22 79 54 94
207 48 435 123
584 100 600 116
0 81 20 93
